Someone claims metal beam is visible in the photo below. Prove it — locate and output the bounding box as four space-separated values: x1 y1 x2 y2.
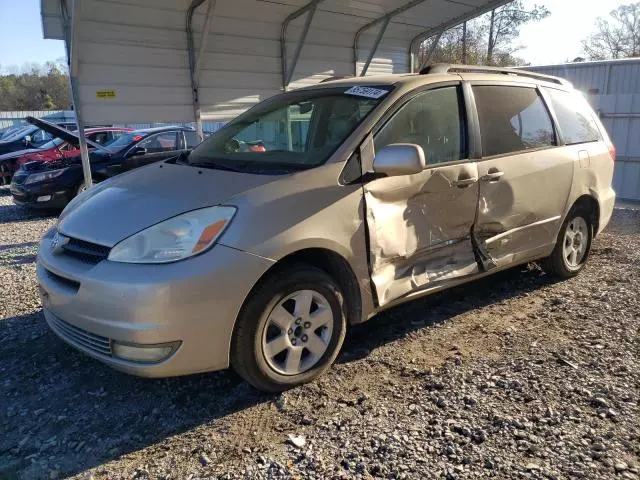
60 0 92 191
417 31 443 72
354 0 429 76
462 21 468 64
360 17 390 76
408 0 513 67
187 0 213 142
281 0 323 91
194 0 216 85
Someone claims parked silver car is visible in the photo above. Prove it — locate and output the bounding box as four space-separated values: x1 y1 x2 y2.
37 65 616 392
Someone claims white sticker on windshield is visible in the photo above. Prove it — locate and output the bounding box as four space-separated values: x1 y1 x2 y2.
344 86 389 99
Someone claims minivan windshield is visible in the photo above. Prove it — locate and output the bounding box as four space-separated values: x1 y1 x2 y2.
187 86 390 172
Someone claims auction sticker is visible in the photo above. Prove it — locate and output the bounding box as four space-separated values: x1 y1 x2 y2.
344 86 389 99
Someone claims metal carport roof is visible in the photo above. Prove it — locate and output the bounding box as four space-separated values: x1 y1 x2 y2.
41 0 510 188
42 0 510 125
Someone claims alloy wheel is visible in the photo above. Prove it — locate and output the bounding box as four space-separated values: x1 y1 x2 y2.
563 216 589 269
261 289 334 376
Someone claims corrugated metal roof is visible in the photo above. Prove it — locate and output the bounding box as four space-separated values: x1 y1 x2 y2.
42 0 510 123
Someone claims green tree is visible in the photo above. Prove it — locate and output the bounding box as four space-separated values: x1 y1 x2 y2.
0 61 71 111
485 1 550 65
582 2 640 60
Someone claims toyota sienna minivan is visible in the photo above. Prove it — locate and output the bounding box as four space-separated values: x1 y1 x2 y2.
37 64 616 392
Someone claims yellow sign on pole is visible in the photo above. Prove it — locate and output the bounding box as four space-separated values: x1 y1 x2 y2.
96 90 116 99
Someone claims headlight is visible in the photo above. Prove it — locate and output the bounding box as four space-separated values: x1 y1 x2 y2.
108 206 236 263
24 168 67 185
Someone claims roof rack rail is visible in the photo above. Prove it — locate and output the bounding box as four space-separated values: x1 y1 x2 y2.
320 75 350 83
420 63 570 86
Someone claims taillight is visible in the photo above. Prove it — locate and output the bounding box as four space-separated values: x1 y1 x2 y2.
608 143 616 161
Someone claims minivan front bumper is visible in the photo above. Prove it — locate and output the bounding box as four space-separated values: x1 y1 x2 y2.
37 228 274 377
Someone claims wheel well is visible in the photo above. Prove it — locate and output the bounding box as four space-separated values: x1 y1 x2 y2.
258 248 362 325
572 195 600 234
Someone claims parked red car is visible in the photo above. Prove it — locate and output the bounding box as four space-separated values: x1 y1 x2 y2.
0 126 132 183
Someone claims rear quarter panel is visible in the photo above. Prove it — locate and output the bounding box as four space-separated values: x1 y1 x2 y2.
565 141 615 235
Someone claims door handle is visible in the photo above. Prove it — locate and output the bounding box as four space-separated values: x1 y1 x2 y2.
481 171 504 182
452 177 478 188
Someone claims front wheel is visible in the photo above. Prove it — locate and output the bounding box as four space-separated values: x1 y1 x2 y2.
541 208 593 278
231 265 346 392
76 181 89 197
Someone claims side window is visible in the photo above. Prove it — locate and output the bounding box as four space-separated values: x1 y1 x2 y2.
31 129 53 145
473 86 556 157
88 132 110 145
184 131 199 148
544 88 601 145
137 132 178 153
374 86 465 165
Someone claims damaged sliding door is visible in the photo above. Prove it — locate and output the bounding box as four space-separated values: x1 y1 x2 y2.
364 85 480 306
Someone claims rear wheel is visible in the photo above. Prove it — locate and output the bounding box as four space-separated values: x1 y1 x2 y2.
541 207 593 278
0 163 9 186
231 265 346 392
76 182 89 197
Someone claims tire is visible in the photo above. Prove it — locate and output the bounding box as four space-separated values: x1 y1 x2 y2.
541 207 593 278
0 163 9 186
76 182 89 197
231 264 347 392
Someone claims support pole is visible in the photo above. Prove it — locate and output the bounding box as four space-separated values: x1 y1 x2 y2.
281 0 323 91
359 17 390 77
61 0 92 191
355 0 429 76
418 32 443 72
462 21 467 64
408 0 512 70
187 0 215 142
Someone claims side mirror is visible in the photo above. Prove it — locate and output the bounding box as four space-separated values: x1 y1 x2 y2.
373 144 426 176
24 135 32 145
129 146 148 157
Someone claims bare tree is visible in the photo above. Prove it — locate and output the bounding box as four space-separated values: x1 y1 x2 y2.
582 2 640 60
485 1 549 65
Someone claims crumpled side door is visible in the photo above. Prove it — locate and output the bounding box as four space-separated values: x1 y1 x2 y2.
364 163 480 306
362 84 481 306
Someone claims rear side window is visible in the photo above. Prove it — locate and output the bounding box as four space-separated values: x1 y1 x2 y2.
374 86 466 165
184 131 199 148
473 86 556 157
88 132 110 145
138 132 178 152
544 88 601 145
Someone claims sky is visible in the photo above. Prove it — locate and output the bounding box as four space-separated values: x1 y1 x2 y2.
0 0 65 70
0 0 632 70
518 0 630 65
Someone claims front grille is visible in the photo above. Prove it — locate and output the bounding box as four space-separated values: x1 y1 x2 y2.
45 268 80 292
47 312 112 356
61 237 111 264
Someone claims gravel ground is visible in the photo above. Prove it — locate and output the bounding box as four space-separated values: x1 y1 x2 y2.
1 185 638 480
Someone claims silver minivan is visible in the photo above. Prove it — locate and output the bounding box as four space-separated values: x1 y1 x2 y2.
37 65 616 392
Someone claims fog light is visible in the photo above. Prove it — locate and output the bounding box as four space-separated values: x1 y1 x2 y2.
37 195 52 202
111 341 179 363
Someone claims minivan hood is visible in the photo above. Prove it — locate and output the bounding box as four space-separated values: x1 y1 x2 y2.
58 162 283 247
